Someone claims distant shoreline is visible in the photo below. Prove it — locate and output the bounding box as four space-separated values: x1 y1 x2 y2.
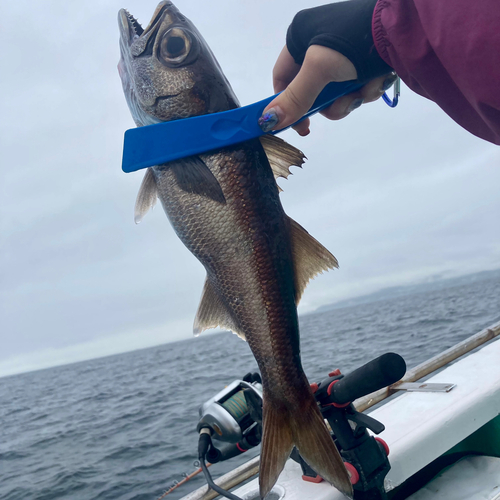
314 268 500 314
2 268 498 379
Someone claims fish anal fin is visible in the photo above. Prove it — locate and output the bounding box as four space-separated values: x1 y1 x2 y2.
170 156 226 204
288 217 339 305
193 278 245 340
260 135 306 190
134 168 158 224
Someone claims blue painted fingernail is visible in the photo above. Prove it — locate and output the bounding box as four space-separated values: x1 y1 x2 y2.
258 108 279 132
347 98 364 113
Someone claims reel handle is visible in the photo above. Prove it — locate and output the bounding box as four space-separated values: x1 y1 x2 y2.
332 353 406 405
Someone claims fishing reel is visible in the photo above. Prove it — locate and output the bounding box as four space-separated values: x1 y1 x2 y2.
197 372 263 463
196 353 406 500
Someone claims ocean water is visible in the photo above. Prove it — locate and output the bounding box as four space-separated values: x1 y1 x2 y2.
1 275 499 500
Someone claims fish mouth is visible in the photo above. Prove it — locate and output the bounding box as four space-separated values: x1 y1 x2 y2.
122 10 144 38
119 1 174 45
118 9 143 44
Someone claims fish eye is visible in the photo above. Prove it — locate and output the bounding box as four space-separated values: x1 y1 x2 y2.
159 28 196 66
166 36 185 56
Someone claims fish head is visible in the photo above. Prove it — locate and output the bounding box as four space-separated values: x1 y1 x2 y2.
118 1 239 127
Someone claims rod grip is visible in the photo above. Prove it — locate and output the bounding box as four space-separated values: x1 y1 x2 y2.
332 353 406 405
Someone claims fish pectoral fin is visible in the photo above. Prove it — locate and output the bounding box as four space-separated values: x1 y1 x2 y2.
260 135 306 192
134 168 158 224
288 216 339 305
170 156 226 204
193 278 245 340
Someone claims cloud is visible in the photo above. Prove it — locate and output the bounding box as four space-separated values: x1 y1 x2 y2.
2 0 499 374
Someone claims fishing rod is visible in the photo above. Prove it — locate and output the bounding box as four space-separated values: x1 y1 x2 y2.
156 464 210 500
196 353 406 500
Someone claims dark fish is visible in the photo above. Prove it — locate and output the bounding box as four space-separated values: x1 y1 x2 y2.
118 2 352 498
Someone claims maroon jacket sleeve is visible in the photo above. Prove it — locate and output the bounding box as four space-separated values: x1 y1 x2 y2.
372 0 500 145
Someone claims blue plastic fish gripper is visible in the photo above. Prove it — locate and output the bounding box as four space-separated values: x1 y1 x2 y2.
122 78 400 173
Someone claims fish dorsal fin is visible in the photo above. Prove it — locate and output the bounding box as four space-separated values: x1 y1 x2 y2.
288 217 339 305
194 278 246 341
260 135 306 192
134 168 158 224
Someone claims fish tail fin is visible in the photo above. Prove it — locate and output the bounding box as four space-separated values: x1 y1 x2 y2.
292 398 353 498
259 394 353 500
259 397 294 499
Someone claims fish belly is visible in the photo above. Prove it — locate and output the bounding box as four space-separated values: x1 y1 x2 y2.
154 141 307 389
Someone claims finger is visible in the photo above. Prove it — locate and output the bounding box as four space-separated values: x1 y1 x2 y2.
292 117 310 136
360 73 397 103
272 46 301 93
319 72 397 120
319 92 364 120
260 46 349 132
260 65 327 132
260 46 357 132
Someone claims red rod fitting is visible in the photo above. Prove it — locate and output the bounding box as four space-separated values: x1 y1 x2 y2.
328 369 341 377
375 437 390 456
326 380 351 408
302 475 323 484
344 462 360 485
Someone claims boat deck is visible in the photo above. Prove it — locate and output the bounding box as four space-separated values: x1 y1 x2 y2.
232 337 500 499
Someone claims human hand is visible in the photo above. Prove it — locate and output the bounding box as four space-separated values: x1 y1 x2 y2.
258 1 396 135
259 45 396 136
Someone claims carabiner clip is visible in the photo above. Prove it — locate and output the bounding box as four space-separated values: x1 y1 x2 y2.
382 76 400 108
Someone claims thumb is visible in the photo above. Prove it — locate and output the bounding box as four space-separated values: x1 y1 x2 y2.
259 59 328 133
259 46 357 133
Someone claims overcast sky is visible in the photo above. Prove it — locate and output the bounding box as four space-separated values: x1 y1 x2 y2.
1 0 499 378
